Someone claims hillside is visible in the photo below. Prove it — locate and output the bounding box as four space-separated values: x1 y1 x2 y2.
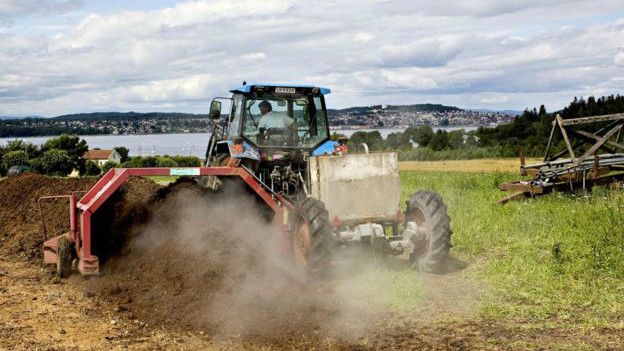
53 112 208 121
327 103 462 116
0 104 514 138
0 112 211 137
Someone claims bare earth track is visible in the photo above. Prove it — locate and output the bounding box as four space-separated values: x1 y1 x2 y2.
1 174 623 350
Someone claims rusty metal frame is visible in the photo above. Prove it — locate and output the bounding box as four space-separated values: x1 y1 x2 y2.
42 166 292 275
37 194 77 242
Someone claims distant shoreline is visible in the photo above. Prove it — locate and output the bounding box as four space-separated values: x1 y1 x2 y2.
0 125 486 139
0 127 478 157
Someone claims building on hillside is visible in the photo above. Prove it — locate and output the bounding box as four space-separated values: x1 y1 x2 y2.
83 149 122 166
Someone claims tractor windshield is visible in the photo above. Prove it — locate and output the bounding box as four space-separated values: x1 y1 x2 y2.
242 94 329 148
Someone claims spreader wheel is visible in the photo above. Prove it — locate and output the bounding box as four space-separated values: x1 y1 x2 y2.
406 191 452 273
56 236 73 278
293 197 333 275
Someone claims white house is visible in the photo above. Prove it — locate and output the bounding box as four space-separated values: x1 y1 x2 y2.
83 149 122 166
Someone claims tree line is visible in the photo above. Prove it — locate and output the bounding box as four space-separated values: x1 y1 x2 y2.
335 94 624 160
0 134 201 177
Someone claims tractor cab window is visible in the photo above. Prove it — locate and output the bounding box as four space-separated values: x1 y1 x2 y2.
227 94 243 137
242 95 329 148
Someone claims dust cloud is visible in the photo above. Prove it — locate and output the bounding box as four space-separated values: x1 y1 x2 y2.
94 179 380 342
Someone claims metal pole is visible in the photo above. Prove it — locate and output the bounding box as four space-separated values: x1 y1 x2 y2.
69 195 76 242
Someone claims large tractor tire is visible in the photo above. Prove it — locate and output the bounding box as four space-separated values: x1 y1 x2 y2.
56 236 74 278
406 191 452 273
293 197 333 276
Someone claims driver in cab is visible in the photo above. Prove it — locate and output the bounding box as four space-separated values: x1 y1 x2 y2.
257 100 296 143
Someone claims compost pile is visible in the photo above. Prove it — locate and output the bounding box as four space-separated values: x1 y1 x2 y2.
0 173 159 262
0 174 97 260
90 179 374 342
0 174 377 346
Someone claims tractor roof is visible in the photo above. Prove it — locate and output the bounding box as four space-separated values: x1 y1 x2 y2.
230 83 331 95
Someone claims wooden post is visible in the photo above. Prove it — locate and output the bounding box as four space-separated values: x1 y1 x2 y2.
556 114 576 162
578 123 623 163
544 121 556 162
594 154 599 179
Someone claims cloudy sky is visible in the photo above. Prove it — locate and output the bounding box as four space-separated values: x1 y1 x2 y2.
1 0 623 116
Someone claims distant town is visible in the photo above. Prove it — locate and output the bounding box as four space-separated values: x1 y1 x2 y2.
0 104 518 137
327 104 516 130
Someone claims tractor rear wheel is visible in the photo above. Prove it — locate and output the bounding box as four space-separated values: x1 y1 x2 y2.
293 197 333 275
406 191 452 273
56 236 73 278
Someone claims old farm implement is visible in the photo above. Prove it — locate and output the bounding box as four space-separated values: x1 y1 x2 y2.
499 113 624 204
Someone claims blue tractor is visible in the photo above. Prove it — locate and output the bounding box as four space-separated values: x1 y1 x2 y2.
204 83 452 273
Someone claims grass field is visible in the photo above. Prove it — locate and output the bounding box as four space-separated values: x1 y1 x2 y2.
334 162 624 349
399 158 541 173
395 168 624 337
279 160 618 348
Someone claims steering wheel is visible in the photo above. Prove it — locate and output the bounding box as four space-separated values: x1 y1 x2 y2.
299 130 310 143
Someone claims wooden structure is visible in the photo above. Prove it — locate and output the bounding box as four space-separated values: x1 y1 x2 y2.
498 113 624 204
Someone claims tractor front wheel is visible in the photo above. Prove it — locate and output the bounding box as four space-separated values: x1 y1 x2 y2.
405 191 452 273
293 197 333 275
56 236 74 278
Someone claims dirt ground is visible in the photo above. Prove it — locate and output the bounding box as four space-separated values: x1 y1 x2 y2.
3 257 623 351
1 174 623 350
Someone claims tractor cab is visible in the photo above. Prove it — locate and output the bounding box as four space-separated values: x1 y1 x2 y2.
206 83 340 197
231 84 330 150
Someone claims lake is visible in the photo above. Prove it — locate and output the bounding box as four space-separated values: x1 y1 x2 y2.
0 126 477 157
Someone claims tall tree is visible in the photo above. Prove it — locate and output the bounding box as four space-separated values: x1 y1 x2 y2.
41 134 88 174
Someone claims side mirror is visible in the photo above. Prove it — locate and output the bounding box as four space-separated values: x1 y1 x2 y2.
209 100 222 119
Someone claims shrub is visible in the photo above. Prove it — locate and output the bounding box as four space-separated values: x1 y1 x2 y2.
41 134 88 173
101 160 117 174
4 140 39 159
85 160 101 176
170 156 201 167
405 125 434 147
113 146 130 163
3 150 29 168
122 156 153 168
37 149 73 176
140 156 158 168
349 131 384 151
156 156 177 167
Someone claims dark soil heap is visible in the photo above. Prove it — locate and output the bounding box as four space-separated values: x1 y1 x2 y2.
0 173 161 262
0 174 97 260
89 180 364 342
1 175 374 345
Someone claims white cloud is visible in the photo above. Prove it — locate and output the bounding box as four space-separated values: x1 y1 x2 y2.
615 49 624 66
126 74 214 102
241 52 267 60
353 32 374 43
377 36 464 68
1 0 624 116
0 0 81 25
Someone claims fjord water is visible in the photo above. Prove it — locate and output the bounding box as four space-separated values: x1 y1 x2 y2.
0 127 476 157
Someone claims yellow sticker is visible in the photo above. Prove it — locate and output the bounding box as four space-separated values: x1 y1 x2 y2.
283 209 289 225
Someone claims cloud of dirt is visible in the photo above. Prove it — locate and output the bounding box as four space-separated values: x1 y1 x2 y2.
95 179 380 342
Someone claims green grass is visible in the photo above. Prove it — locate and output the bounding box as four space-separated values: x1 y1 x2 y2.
400 170 624 328
146 175 179 185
